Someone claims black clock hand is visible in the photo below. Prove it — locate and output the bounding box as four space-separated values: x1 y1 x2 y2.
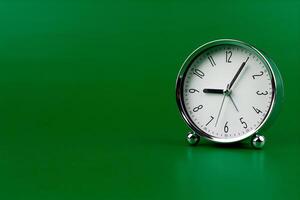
228 57 249 90
203 88 224 94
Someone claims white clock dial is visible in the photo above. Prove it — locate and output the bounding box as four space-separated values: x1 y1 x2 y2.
182 44 274 141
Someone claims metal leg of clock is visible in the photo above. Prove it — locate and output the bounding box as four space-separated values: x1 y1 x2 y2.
186 131 200 145
251 134 265 149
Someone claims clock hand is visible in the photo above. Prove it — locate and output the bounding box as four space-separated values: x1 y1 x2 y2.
215 85 229 127
215 94 226 127
228 94 239 112
228 57 249 90
203 88 223 94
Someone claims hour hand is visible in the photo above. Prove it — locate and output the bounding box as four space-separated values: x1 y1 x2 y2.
203 88 224 94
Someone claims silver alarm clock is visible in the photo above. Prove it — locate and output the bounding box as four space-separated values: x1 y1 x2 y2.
176 39 284 148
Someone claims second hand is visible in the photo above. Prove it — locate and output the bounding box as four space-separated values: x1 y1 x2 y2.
215 92 226 127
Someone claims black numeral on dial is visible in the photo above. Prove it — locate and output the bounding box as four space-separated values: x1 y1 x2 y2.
208 55 216 66
189 89 199 93
193 105 203 112
193 68 205 79
205 116 214 126
252 71 264 79
224 122 229 133
239 117 248 129
256 91 268 95
224 121 229 133
225 51 232 63
252 106 262 114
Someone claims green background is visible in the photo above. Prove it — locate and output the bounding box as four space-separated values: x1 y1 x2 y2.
0 0 299 199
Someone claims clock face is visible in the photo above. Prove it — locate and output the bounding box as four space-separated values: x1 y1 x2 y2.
179 42 275 142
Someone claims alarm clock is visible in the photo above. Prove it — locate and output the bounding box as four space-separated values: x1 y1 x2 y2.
175 39 284 148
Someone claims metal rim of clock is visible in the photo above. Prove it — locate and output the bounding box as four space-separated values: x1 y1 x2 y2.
176 39 277 143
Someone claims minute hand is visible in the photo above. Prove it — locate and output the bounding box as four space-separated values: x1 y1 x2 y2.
228 57 249 90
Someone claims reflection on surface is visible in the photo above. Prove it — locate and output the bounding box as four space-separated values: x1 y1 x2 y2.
186 142 266 172
174 142 266 198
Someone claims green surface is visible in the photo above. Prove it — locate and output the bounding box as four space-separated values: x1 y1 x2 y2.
0 0 299 199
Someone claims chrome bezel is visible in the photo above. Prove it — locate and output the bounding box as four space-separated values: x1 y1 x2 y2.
176 39 278 143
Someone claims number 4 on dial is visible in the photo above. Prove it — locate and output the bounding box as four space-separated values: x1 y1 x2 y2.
252 106 262 114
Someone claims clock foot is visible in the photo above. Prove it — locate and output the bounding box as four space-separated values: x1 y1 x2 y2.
186 132 200 145
251 134 265 149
